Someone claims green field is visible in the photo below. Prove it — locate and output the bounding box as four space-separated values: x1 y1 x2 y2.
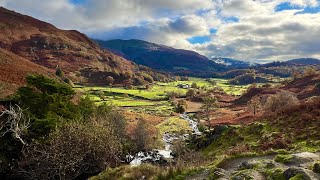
156 117 192 136
74 78 251 115
159 78 249 95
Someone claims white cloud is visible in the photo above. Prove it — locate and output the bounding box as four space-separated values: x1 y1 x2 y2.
1 0 320 62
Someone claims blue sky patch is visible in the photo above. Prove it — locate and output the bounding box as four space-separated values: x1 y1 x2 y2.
296 6 320 14
224 16 239 23
70 0 85 5
275 2 303 12
187 35 211 44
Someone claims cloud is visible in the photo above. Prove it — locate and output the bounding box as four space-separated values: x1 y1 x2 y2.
2 0 320 62
198 9 320 61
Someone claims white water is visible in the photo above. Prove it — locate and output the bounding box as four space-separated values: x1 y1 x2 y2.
128 113 201 166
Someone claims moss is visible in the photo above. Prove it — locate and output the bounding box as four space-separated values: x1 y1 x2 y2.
264 168 285 180
290 174 306 180
231 169 254 180
275 149 290 154
274 154 293 164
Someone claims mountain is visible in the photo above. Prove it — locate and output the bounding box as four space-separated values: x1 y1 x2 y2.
96 39 227 77
211 57 255 69
286 58 320 65
0 7 167 92
0 48 52 98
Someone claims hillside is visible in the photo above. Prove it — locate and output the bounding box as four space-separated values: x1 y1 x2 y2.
211 57 254 69
0 48 52 98
286 58 320 65
0 7 167 88
96 39 227 77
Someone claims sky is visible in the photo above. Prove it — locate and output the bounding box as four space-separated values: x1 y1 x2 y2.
1 0 320 63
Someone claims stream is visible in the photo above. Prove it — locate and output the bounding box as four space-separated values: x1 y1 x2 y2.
127 113 202 166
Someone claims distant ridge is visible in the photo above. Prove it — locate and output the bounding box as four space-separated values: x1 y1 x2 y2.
96 39 228 76
286 58 320 65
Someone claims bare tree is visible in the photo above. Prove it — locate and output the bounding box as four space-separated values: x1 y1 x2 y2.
264 90 300 114
247 96 261 115
201 94 219 126
0 105 30 145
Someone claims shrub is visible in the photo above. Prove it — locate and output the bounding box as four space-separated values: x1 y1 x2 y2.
186 89 196 98
176 100 187 113
191 82 198 88
55 65 64 77
90 164 161 180
19 121 123 180
264 90 300 114
132 118 150 151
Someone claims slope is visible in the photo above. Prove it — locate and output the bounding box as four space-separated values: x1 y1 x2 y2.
0 48 52 98
0 7 167 87
96 39 227 77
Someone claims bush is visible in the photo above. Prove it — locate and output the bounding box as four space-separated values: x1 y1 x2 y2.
186 89 196 98
264 90 300 114
132 118 150 151
176 100 187 113
90 164 161 180
191 82 198 88
19 121 123 180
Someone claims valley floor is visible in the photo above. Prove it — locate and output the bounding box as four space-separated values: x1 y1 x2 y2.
77 77 320 180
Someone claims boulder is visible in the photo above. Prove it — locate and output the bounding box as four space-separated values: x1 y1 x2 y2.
283 168 311 180
231 171 254 180
313 162 320 174
238 161 254 170
211 168 226 179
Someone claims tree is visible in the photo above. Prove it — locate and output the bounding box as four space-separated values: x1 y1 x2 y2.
264 90 300 114
292 70 301 80
207 79 217 86
123 71 132 79
0 105 30 145
55 65 64 77
15 75 79 137
106 76 114 86
176 100 188 113
304 67 317 76
133 118 149 150
201 95 219 124
186 89 196 98
180 76 189 81
247 96 261 115
191 82 198 88
145 84 151 90
78 96 95 121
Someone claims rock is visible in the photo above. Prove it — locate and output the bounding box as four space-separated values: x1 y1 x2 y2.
291 152 320 165
211 168 226 179
231 171 254 180
266 162 276 169
313 162 320 174
239 161 254 170
283 168 311 180
214 125 229 134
